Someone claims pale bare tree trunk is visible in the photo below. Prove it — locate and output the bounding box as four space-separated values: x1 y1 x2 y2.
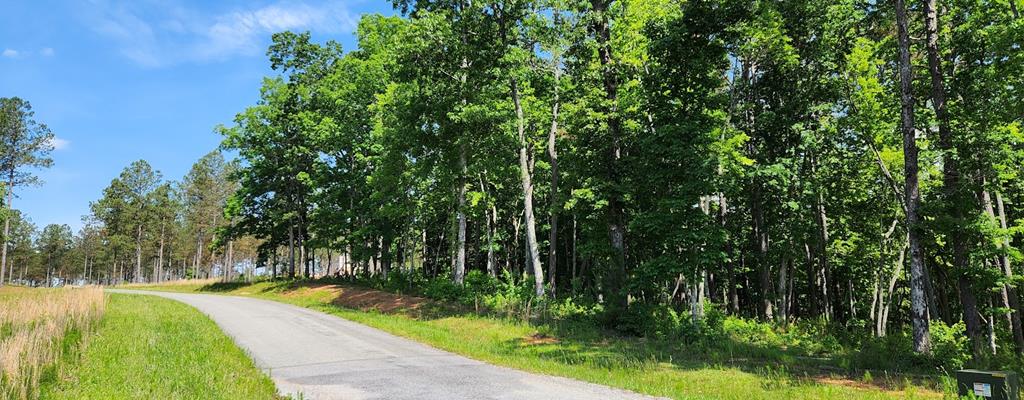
814 181 830 319
454 148 467 285
288 225 296 279
879 239 909 337
897 0 931 353
156 225 165 283
134 224 143 283
226 240 234 281
994 190 1024 354
571 214 577 282
690 274 706 325
452 33 470 285
0 174 12 286
512 79 545 298
778 255 789 323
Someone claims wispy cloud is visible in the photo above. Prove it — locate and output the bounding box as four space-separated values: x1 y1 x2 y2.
87 1 357 67
48 137 71 151
1 48 56 59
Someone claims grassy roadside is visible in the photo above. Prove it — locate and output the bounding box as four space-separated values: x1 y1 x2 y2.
0 286 105 400
40 293 279 400
133 280 947 400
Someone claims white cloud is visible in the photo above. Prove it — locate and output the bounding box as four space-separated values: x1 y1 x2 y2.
2 49 18 58
86 1 357 67
48 137 70 151
40 47 55 56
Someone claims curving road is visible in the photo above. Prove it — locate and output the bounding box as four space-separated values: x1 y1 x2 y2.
108 289 663 400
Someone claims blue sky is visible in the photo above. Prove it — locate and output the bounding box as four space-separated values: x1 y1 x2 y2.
1 0 393 232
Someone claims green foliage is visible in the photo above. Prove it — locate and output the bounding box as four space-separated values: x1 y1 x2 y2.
852 321 970 373
616 302 682 339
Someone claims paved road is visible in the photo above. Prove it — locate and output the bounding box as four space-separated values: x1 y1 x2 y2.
109 289 663 400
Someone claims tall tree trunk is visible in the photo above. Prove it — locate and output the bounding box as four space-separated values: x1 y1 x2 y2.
995 191 1024 354
897 0 932 354
814 183 830 320
925 0 982 356
479 175 497 277
547 39 562 296
288 225 296 279
778 255 789 323
226 240 234 281
156 225 165 283
382 235 393 278
454 148 468 284
513 79 545 298
194 231 204 279
879 241 907 337
0 174 12 286
724 196 740 314
134 224 143 283
591 0 628 316
805 242 818 318
751 185 773 320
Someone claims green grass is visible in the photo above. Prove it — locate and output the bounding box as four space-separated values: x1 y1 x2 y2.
40 293 280 400
134 280 947 400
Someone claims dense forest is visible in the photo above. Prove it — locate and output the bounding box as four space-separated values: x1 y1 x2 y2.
3 0 1024 370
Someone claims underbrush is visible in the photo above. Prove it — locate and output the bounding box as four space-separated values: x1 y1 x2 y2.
0 286 105 400
319 270 977 378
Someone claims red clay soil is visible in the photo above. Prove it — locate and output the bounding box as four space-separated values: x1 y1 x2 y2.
282 282 438 314
521 332 560 346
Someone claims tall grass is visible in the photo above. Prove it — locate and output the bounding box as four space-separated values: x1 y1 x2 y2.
0 287 105 400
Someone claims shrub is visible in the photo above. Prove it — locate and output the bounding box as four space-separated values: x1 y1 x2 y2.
463 270 499 298
422 276 466 302
546 296 600 322
851 321 968 373
616 302 682 339
480 271 536 317
928 320 970 370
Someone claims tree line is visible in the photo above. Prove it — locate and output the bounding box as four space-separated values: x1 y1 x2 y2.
0 149 263 286
217 0 1024 360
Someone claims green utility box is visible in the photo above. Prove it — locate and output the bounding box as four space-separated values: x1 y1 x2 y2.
956 369 1019 400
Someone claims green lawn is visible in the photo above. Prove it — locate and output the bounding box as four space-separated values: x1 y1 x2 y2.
41 293 280 400
134 280 947 400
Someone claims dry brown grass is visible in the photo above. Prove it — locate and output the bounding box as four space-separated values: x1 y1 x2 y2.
0 286 105 400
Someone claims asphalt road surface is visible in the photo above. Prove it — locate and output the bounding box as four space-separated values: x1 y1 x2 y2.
108 289 664 400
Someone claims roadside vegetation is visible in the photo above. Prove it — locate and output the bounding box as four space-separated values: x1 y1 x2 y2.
0 286 104 400
2 0 1022 398
40 293 279 400
137 278 951 400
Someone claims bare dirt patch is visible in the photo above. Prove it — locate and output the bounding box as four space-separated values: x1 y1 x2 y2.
331 286 435 313
522 332 560 346
277 282 437 314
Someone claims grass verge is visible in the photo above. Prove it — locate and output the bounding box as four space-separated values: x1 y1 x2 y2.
0 286 105 400
133 280 948 400
40 293 279 400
